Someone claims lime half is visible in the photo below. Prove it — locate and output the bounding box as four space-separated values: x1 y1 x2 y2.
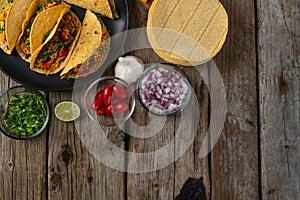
54 101 80 122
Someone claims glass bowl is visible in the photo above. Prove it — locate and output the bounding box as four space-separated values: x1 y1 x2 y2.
84 76 136 126
0 86 50 140
136 63 191 116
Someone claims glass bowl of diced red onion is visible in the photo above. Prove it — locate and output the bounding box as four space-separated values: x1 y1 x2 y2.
137 63 191 116
84 76 136 126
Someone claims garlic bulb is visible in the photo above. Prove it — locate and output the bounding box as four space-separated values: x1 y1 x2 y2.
114 56 144 84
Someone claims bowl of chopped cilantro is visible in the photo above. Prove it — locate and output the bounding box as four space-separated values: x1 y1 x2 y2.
0 86 50 140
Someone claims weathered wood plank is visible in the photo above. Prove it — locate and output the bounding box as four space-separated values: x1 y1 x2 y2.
210 0 259 199
125 49 176 198
126 1 176 200
126 1 211 199
0 73 47 200
126 95 176 200
173 67 210 199
257 0 300 199
48 88 126 200
127 114 176 200
0 73 13 200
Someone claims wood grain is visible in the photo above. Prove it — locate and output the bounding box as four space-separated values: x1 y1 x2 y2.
257 0 300 199
126 0 211 199
0 75 47 200
174 67 210 199
126 1 175 200
48 88 126 200
0 0 298 199
210 0 259 199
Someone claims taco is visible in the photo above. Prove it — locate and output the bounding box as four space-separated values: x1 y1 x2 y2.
0 0 33 54
63 0 116 19
60 10 110 79
30 10 81 75
16 1 70 61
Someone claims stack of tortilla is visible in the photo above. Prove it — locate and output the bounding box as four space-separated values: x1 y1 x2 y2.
147 0 228 66
0 0 113 78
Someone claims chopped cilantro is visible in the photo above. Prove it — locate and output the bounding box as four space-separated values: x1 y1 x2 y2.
42 31 50 43
4 93 47 137
96 14 106 18
112 8 120 19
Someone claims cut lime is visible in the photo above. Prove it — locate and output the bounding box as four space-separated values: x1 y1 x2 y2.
54 101 80 122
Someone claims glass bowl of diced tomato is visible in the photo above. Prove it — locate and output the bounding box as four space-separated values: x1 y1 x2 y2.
84 76 136 126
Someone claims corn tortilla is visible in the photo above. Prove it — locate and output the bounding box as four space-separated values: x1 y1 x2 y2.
0 0 33 54
61 10 110 78
30 5 71 57
63 0 114 19
16 3 71 61
147 0 228 66
30 10 81 75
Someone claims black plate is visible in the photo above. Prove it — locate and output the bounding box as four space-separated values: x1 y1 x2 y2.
0 0 129 91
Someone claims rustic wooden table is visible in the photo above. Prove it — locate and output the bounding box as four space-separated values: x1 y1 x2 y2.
0 0 299 199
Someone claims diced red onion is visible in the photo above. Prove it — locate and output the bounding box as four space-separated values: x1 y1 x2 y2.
139 66 189 114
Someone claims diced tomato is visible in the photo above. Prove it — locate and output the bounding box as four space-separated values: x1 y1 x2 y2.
112 85 127 99
92 97 102 110
61 30 69 41
97 106 106 116
59 48 69 58
92 90 103 110
43 60 52 70
112 98 126 105
105 105 113 117
113 102 128 113
95 90 103 101
103 84 112 106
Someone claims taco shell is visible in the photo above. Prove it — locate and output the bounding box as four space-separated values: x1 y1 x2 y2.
147 0 228 66
61 10 110 79
16 3 71 61
30 10 81 75
30 4 71 58
63 0 115 19
0 0 33 54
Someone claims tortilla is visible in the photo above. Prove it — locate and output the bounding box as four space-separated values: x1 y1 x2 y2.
16 2 71 61
30 10 81 75
63 0 115 19
147 0 228 66
0 0 33 54
60 10 110 79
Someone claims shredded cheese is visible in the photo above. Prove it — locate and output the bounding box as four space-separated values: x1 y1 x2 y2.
0 5 10 43
20 38 30 55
